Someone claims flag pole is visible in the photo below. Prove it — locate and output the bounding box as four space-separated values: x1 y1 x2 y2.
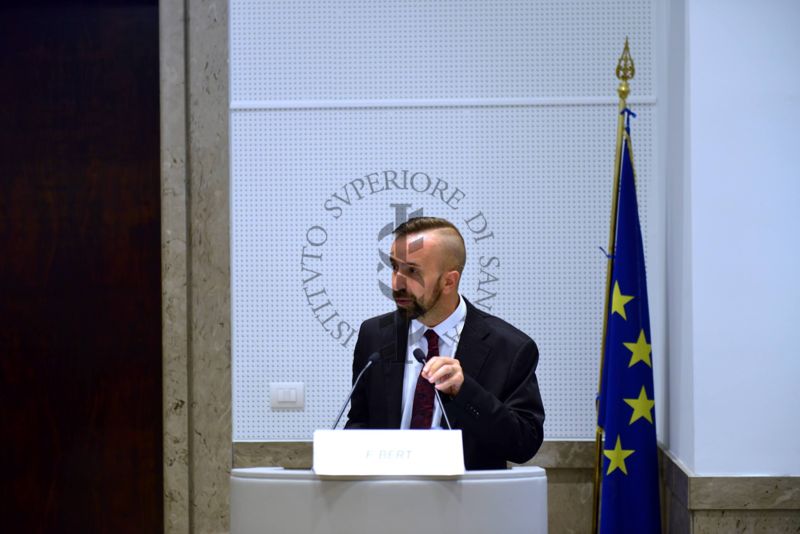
591 38 635 534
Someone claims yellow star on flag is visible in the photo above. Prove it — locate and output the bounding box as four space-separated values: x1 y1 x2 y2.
624 329 652 368
604 435 635 475
624 386 655 424
611 281 634 320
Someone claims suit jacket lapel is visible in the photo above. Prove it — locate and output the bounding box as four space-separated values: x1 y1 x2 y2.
455 300 491 379
378 301 489 428
380 310 407 428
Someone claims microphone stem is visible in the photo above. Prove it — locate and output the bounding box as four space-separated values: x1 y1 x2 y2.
331 360 373 429
434 389 453 430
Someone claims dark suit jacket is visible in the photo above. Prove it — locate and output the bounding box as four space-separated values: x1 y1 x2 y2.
345 299 545 470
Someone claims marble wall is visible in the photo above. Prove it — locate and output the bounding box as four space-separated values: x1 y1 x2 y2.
662 449 800 534
160 0 190 531
161 0 231 532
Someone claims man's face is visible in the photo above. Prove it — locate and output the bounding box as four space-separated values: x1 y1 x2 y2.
389 231 445 320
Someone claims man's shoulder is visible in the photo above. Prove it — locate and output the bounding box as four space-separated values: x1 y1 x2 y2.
359 310 399 332
465 301 536 348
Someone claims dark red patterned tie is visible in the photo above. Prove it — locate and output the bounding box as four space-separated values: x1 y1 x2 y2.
410 330 439 429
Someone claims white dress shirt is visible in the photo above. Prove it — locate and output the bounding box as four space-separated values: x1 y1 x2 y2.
399 295 467 429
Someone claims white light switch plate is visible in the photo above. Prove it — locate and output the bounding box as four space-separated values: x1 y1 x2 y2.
270 382 304 410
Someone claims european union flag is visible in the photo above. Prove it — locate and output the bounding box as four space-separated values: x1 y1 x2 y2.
597 116 661 534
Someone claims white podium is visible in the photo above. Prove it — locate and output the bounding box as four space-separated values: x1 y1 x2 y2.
231 466 548 534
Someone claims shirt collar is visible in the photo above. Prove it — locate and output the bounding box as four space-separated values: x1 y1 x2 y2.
410 294 467 342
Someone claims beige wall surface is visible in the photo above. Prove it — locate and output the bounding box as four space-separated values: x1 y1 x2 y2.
161 0 231 532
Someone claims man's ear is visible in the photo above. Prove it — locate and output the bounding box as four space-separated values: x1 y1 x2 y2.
443 270 460 294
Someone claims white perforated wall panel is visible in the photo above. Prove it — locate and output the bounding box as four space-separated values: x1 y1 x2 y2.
231 0 658 441
231 0 655 102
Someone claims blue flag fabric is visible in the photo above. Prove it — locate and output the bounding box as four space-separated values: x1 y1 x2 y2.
597 126 661 534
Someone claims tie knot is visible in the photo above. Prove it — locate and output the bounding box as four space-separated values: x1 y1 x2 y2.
424 329 439 358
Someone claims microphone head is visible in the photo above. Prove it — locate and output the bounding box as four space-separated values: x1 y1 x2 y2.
412 348 426 364
367 352 381 364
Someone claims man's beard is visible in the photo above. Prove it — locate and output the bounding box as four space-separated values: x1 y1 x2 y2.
393 277 443 320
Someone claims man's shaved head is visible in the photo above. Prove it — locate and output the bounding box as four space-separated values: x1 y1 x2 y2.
393 217 466 274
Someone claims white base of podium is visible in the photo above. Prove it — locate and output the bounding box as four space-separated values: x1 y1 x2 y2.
231 466 547 534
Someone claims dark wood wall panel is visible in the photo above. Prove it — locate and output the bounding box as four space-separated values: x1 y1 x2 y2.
0 3 162 532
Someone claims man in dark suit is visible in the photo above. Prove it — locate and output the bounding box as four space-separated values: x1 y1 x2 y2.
345 217 545 470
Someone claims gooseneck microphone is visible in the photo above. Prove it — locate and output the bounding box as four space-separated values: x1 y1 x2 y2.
413 348 453 430
331 352 380 429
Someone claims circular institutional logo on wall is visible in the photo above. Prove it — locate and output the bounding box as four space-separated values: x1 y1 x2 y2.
300 170 502 349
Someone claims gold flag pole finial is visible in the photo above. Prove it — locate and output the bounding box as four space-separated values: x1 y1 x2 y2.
615 38 635 101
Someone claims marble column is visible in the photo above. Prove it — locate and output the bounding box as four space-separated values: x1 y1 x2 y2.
161 0 231 532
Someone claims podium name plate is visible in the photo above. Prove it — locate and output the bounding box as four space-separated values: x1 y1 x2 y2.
313 429 465 477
